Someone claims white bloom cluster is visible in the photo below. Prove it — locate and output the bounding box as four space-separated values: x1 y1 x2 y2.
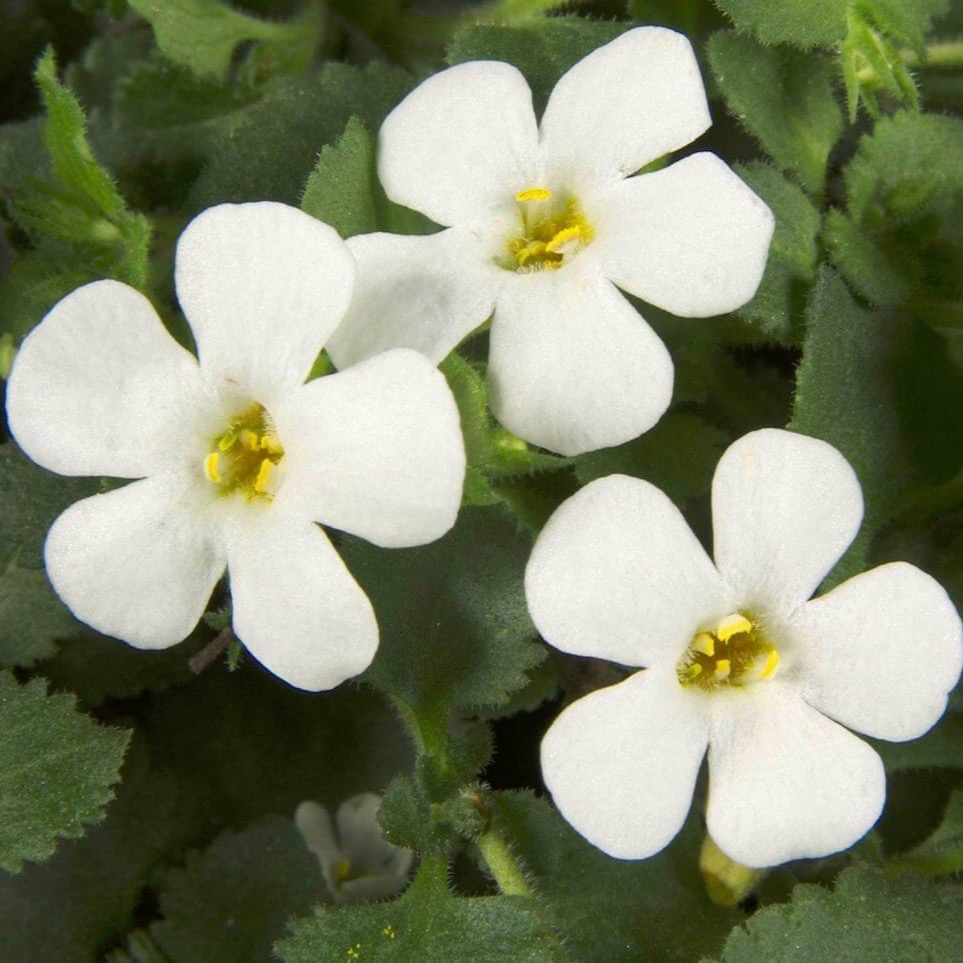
5 27 960 875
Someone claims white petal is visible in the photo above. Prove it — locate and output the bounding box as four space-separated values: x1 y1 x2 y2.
541 666 709 860
378 61 541 227
44 471 224 647
174 202 355 401
539 27 711 183
336 793 411 881
712 429 864 615
6 280 204 478
593 153 774 317
526 474 729 667
326 230 500 369
275 350 465 549
295 800 341 883
790 562 963 742
488 264 673 456
225 511 378 691
707 685 885 868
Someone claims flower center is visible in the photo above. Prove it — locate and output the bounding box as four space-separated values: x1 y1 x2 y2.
676 613 780 691
202 402 284 501
499 186 594 273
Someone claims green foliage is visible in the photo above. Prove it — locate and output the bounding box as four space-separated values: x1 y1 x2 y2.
128 0 324 82
485 791 738 960
0 672 130 872
733 162 822 338
708 32 843 194
346 506 544 711
888 787 963 875
715 866 963 961
150 818 325 962
575 413 726 504
277 857 557 962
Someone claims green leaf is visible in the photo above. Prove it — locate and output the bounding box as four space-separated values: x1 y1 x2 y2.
715 866 963 960
345 506 544 711
486 791 738 961
575 413 727 505
0 562 75 669
128 0 324 81
888 786 963 875
875 711 963 773
150 818 325 963
447 18 629 114
302 116 379 239
708 32 843 194
0 672 130 873
732 162 821 338
711 0 947 49
789 269 912 584
276 857 557 962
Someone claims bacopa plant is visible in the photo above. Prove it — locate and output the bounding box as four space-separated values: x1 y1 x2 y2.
1 2 963 961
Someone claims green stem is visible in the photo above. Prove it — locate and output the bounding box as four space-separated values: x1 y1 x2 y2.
390 696 456 785
473 0 575 22
477 827 533 896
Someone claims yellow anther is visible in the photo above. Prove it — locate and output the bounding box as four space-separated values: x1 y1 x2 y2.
260 434 283 456
515 187 552 203
217 428 239 452
254 458 275 494
545 225 582 254
681 663 703 680
714 659 731 682
692 632 715 657
760 649 780 680
717 613 753 642
204 452 222 484
240 429 260 451
336 858 352 884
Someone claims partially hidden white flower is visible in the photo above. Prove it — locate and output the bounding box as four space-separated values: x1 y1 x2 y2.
5 202 466 692
326 27 775 457
527 428 963 868
296 794 413 903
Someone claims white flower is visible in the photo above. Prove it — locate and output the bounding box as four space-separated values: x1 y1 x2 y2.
527 429 962 868
296 794 413 903
326 27 775 457
5 202 465 692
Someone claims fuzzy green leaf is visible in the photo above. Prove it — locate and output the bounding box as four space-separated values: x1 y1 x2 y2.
151 818 325 963
708 32 843 193
733 161 821 338
485 791 738 961
716 866 963 960
575 413 727 504
128 0 323 81
0 672 130 873
712 0 947 49
277 858 557 962
0 563 75 669
345 506 544 711
888 786 963 875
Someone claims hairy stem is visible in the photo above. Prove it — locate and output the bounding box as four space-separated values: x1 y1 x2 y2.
477 826 533 897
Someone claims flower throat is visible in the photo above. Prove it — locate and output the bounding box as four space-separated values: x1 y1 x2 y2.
203 402 284 501
499 187 593 273
676 613 779 691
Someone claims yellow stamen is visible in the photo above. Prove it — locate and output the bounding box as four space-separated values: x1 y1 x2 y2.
217 428 239 452
692 632 715 657
336 858 352 884
203 451 222 484
716 613 753 642
714 659 731 682
240 429 260 451
260 435 284 456
545 225 582 253
760 649 780 680
515 187 552 203
254 458 275 494
681 663 703 680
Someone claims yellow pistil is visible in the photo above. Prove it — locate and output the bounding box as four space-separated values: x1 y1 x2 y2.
203 402 284 501
501 187 594 273
677 613 780 692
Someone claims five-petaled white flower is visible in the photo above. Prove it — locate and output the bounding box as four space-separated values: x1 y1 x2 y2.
527 429 962 868
5 202 465 692
296 794 413 903
326 26 775 456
